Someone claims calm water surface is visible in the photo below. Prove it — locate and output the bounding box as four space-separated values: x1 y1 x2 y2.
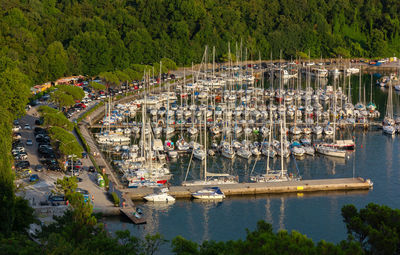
104 74 400 253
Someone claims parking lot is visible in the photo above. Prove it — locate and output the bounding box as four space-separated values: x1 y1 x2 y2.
14 103 113 211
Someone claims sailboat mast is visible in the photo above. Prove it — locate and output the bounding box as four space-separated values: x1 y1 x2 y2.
370 74 373 103
266 107 273 173
204 109 207 181
280 112 285 174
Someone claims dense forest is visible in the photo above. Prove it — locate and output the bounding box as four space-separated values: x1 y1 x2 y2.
1 0 399 85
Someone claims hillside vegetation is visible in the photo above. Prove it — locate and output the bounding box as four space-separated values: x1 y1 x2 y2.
1 0 399 85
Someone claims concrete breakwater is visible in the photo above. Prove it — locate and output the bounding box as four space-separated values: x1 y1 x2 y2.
124 177 372 201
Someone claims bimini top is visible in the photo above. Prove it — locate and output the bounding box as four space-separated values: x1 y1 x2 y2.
210 187 223 194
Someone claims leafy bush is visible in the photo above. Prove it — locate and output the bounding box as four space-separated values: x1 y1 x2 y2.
38 105 59 115
49 126 83 157
39 106 73 130
43 113 73 130
111 192 120 206
74 125 90 153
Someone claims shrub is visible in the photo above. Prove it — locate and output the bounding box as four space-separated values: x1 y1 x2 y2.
111 192 120 206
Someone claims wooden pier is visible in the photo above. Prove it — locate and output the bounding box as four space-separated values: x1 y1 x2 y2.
120 208 147 224
124 177 373 201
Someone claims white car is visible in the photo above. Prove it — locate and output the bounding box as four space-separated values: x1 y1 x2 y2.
24 124 31 130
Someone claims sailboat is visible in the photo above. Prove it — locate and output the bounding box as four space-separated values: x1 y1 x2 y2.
316 88 348 158
176 69 190 152
163 73 175 135
250 103 300 183
182 110 238 186
192 187 225 200
127 73 171 188
367 74 377 112
382 80 396 135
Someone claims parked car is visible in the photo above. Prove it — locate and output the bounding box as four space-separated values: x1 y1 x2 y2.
34 127 47 135
13 133 22 140
47 164 61 171
14 153 28 160
67 159 82 166
88 166 96 173
48 194 66 205
35 165 44 172
12 125 21 132
76 188 89 202
17 168 31 178
35 119 44 125
12 147 25 155
29 174 39 182
15 160 30 169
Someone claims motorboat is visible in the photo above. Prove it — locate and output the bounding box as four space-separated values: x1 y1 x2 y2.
383 125 396 135
192 187 225 200
193 148 206 160
144 188 176 202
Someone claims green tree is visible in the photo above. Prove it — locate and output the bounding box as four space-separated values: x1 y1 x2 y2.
51 90 75 109
89 81 106 91
369 29 388 57
342 203 400 255
55 176 78 199
99 71 119 87
70 32 111 76
45 41 68 81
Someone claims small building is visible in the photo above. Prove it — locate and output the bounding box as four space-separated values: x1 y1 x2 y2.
55 75 85 85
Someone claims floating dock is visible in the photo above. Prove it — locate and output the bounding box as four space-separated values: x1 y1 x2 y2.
120 208 147 224
125 177 373 201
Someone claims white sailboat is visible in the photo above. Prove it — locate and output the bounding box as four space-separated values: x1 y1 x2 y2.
383 80 396 135
182 110 238 186
251 94 300 183
316 87 347 158
192 187 225 200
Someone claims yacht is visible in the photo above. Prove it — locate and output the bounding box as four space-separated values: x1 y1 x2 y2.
144 188 175 202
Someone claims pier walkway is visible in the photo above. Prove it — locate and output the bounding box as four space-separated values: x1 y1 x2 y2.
88 121 382 130
124 177 372 200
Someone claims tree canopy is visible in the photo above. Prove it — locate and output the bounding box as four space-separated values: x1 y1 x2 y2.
48 126 83 158
89 81 106 91
50 85 84 109
0 0 399 85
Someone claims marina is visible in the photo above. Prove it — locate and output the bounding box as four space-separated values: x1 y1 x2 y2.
83 58 400 193
74 57 400 249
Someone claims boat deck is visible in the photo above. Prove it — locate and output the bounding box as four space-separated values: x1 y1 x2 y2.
124 177 372 200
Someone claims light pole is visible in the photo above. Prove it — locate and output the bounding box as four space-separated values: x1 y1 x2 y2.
68 154 77 176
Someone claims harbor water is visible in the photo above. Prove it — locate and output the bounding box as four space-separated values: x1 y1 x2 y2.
103 73 400 253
